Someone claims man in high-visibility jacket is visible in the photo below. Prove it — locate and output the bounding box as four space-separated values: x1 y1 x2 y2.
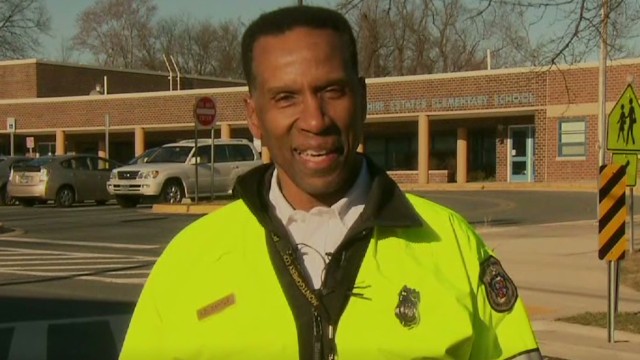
120 5 542 360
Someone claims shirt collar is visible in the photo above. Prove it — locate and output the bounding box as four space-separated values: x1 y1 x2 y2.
234 155 424 231
268 160 370 226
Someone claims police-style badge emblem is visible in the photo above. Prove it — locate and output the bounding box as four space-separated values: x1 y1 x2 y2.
481 256 518 312
394 285 420 329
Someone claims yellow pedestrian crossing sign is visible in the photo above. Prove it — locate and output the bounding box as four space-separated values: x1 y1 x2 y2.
612 153 638 187
607 84 640 151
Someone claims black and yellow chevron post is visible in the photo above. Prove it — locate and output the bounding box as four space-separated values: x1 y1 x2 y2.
598 164 628 261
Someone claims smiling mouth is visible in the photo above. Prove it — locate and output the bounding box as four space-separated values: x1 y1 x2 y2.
294 146 344 163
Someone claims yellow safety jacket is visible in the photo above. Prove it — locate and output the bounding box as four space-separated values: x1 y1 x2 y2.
120 160 541 360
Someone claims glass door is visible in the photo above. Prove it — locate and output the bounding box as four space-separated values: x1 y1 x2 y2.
509 125 535 182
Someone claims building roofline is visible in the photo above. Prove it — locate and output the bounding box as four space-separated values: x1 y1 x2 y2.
365 56 640 84
0 58 246 84
0 58 38 66
0 86 249 105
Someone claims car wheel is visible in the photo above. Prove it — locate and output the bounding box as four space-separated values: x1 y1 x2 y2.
116 195 140 208
160 180 184 204
20 199 36 207
55 186 75 208
0 185 15 206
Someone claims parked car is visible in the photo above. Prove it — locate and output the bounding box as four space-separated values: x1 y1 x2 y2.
127 147 161 165
8 154 122 207
107 138 262 208
0 156 32 205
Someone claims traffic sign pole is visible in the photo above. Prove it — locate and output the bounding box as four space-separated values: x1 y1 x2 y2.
631 187 635 253
193 96 218 203
210 128 215 201
194 127 199 204
608 260 617 342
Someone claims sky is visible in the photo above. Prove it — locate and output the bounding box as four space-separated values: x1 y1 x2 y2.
40 0 338 63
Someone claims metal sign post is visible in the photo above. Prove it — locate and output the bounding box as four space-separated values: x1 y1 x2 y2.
194 128 199 204
7 117 16 156
193 96 217 203
211 128 215 200
105 114 110 159
631 187 635 252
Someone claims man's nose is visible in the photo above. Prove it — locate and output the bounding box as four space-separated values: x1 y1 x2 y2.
298 94 329 134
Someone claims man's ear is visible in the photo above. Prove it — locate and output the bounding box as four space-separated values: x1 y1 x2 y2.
357 76 367 124
244 95 262 140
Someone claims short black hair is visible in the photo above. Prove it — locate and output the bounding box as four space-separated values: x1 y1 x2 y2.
241 5 359 91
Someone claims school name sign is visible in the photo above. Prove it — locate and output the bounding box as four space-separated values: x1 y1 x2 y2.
367 92 537 114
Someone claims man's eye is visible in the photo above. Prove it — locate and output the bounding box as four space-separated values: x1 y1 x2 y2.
274 94 296 105
324 87 346 98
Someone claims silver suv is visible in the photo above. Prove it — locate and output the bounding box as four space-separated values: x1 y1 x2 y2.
106 139 262 208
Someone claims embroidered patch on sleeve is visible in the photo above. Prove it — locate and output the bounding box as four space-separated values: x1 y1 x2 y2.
480 256 518 313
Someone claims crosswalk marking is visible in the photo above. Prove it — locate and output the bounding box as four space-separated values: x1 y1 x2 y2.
0 236 161 249
0 238 157 285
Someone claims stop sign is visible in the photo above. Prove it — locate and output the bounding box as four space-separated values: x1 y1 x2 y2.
194 96 217 128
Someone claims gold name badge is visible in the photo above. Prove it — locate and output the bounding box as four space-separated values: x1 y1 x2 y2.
197 293 236 321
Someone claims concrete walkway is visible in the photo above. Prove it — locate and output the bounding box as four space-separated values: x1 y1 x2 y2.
478 221 640 360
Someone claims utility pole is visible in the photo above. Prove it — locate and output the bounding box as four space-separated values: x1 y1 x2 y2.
298 0 303 5
598 0 608 168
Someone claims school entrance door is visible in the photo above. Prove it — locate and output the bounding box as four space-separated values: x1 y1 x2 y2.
509 125 535 182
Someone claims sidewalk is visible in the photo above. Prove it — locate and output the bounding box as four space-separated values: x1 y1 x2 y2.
478 221 640 360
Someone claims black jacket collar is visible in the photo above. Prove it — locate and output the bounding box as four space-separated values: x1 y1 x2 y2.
234 155 423 231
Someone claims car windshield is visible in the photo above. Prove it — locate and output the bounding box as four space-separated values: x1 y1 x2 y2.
23 156 56 167
146 146 193 163
128 148 159 165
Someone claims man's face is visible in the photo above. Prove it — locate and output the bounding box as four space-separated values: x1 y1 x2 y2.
245 27 365 208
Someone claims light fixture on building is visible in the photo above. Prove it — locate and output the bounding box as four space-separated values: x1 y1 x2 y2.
497 124 505 144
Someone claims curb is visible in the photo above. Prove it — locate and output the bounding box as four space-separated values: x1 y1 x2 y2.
399 182 597 192
533 320 640 343
0 222 26 237
534 320 640 360
151 203 227 215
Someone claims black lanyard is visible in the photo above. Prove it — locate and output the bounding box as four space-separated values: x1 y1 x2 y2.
269 232 337 360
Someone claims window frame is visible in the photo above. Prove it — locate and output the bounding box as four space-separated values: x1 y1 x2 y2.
558 118 587 158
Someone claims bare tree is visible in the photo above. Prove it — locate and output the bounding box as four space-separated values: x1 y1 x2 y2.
57 35 76 63
72 0 157 69
339 0 487 77
155 16 243 78
471 0 640 66
0 0 50 59
338 0 640 70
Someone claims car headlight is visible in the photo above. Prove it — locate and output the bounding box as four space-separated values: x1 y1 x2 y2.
137 170 160 179
39 168 49 182
110 170 117 180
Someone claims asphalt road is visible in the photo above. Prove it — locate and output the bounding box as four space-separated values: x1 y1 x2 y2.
0 191 602 359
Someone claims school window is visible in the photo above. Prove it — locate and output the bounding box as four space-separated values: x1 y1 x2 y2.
558 119 586 157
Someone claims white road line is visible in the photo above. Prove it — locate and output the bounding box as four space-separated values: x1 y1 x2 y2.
0 246 157 260
0 258 153 265
2 264 150 270
0 269 149 284
0 255 82 259
0 236 161 249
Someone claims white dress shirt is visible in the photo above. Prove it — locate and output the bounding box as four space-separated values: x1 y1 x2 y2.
269 161 370 289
